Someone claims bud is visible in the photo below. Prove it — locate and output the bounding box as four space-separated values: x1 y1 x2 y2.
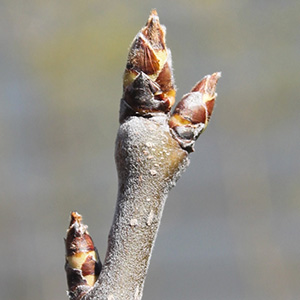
169 72 221 152
120 10 176 122
65 212 101 299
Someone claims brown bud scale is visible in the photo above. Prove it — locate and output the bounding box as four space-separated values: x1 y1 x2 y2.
65 212 101 299
120 10 176 121
169 72 221 152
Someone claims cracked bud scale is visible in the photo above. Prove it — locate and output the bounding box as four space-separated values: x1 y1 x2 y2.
169 72 221 152
65 212 101 299
120 10 176 122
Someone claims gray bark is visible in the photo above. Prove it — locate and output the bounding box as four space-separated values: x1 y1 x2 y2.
84 115 189 300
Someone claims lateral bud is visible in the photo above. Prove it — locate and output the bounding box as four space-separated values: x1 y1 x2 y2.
169 72 221 152
120 10 176 122
65 212 101 299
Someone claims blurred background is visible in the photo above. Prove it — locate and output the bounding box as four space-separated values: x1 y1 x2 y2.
1 0 300 299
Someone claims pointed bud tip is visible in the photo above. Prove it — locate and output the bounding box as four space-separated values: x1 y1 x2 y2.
67 211 89 238
70 211 82 222
209 71 222 88
146 9 160 27
69 211 83 227
191 71 221 95
150 9 158 17
148 9 159 24
206 71 221 97
142 9 165 50
213 71 222 79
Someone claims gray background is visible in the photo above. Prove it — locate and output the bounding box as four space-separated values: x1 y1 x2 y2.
1 1 300 299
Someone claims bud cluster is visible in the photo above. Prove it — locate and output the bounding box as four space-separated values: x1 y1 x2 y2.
120 10 220 153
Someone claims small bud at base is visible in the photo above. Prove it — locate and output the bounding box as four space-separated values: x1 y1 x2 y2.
65 212 102 299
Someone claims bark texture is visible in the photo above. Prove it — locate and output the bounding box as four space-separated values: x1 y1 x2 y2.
85 116 189 300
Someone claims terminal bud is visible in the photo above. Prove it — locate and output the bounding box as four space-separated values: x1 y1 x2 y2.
120 10 176 122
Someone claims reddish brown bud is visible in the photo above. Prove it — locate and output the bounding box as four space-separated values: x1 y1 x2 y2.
65 212 101 299
141 9 166 51
121 10 176 122
169 72 221 152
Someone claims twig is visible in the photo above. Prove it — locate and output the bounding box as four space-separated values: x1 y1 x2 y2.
65 10 221 300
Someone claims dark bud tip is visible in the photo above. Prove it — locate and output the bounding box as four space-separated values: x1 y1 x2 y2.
123 72 167 114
